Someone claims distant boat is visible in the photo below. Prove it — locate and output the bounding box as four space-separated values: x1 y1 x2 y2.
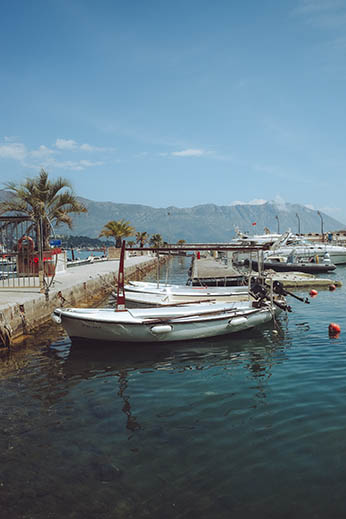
245 258 336 275
233 228 282 246
265 233 346 265
233 229 346 265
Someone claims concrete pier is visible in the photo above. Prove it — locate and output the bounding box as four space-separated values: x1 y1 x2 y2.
0 254 160 347
191 256 342 289
191 255 241 279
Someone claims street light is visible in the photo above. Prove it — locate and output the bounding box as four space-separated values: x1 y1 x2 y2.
317 210 324 242
296 213 301 235
275 215 280 233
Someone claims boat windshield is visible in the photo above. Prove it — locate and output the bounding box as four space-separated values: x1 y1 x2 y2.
286 237 311 246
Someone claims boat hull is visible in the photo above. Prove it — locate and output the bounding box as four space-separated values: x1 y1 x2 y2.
266 245 346 265
53 302 278 343
247 259 336 274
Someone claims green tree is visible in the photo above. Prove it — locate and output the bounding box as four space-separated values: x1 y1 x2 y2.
149 233 163 248
99 219 135 248
135 231 149 248
176 239 186 246
0 169 87 250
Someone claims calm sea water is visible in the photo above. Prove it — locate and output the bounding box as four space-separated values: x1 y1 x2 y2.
1 257 346 519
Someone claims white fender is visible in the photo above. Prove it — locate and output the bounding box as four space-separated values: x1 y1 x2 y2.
228 316 247 327
150 324 173 334
52 313 62 325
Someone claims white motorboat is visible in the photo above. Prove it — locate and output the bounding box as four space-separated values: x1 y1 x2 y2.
265 233 346 265
120 280 250 306
233 228 282 246
52 299 282 343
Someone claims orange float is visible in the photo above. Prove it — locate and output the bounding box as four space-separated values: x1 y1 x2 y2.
328 323 341 337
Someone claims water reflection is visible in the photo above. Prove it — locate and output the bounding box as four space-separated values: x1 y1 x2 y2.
4 258 340 518
48 323 286 377
0 325 294 519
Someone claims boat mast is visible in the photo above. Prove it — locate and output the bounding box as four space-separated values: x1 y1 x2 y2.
116 240 126 311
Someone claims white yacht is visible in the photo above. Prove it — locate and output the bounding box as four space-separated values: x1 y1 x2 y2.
265 232 346 265
233 227 281 246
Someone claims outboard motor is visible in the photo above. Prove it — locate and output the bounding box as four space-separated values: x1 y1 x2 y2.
323 252 331 265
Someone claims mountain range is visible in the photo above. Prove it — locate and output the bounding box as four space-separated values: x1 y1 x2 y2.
1 190 345 242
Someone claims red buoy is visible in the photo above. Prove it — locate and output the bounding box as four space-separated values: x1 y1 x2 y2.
329 284 336 291
309 289 318 297
329 323 341 337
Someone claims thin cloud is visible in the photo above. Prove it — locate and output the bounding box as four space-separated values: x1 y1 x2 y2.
295 0 343 15
0 141 27 161
0 137 108 172
55 139 115 153
230 199 267 206
4 136 20 143
80 143 116 152
172 148 206 157
30 145 56 158
48 159 104 171
294 0 346 27
272 195 289 212
79 159 103 167
55 138 78 150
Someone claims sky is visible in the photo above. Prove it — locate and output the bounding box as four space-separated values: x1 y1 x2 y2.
1 0 346 223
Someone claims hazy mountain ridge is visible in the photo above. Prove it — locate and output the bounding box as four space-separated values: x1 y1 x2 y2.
1 190 345 242
57 197 346 242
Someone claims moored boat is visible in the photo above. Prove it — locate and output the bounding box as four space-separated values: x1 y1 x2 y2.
265 233 346 265
52 299 283 343
121 280 250 306
246 259 336 275
53 242 293 344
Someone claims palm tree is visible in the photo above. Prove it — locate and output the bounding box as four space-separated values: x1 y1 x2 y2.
0 169 87 250
135 231 149 248
99 219 135 248
149 233 163 248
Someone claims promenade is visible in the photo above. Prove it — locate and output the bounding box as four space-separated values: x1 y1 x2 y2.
0 254 158 347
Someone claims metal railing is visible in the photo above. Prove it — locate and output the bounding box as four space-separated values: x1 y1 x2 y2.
0 216 55 290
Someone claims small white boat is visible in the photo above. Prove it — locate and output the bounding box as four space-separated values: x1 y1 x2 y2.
52 300 281 343
121 280 250 306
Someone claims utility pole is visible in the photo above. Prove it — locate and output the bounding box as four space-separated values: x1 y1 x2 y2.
296 213 301 235
275 215 280 233
317 210 324 242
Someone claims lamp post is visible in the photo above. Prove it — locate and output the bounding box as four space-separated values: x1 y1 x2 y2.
296 213 301 235
317 210 324 242
275 215 280 233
